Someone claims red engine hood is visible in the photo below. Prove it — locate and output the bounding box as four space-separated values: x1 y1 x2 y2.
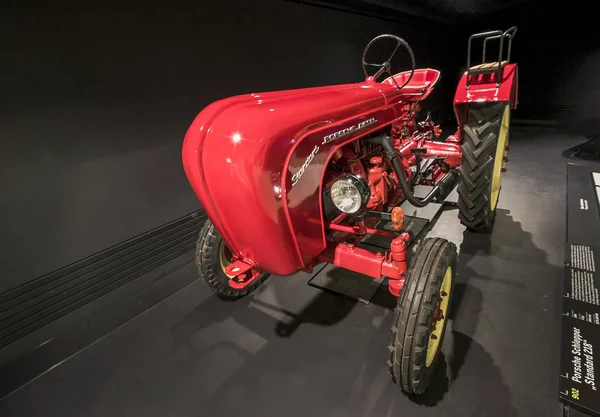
182 79 409 275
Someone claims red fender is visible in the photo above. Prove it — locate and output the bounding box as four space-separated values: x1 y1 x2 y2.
453 63 518 127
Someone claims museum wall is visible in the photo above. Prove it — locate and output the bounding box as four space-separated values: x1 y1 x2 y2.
0 0 460 292
474 4 600 133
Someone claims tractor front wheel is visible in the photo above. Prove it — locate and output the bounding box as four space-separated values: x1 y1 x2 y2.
457 103 511 233
196 220 269 299
387 237 457 394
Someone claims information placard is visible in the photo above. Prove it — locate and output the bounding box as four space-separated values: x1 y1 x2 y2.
562 163 600 415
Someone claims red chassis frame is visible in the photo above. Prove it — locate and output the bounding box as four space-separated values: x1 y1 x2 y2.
182 64 517 296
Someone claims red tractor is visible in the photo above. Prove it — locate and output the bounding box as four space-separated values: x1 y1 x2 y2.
182 27 518 394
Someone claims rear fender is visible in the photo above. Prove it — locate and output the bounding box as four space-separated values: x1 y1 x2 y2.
453 63 518 127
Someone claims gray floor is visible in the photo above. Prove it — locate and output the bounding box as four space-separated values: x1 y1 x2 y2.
0 127 583 417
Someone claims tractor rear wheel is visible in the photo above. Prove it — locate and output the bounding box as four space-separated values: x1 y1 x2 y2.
457 103 511 233
196 220 269 299
387 237 457 394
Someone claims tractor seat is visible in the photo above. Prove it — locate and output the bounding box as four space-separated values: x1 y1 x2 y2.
469 60 508 74
382 68 441 99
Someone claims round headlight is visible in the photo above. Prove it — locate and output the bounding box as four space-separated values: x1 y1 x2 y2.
330 174 370 214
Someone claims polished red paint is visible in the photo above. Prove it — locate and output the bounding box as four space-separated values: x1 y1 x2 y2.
327 222 396 238
388 279 404 298
394 137 462 169
319 232 409 294
421 141 462 167
388 233 410 296
330 244 396 279
224 259 253 276
382 68 441 100
182 60 516 286
225 261 262 290
182 69 441 276
319 234 410 297
366 156 388 209
182 83 381 276
453 63 518 126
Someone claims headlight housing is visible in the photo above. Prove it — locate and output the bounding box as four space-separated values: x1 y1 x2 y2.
330 174 370 214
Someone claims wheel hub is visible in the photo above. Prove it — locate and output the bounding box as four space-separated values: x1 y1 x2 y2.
426 266 452 367
219 241 262 289
219 241 236 278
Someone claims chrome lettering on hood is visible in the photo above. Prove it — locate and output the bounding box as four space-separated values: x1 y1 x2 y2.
291 145 320 186
322 118 377 144
290 118 377 188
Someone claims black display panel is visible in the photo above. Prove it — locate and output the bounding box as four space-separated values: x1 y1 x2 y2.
566 163 600 246
561 162 600 415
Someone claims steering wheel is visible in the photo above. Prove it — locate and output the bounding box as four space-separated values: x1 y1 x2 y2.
362 34 416 90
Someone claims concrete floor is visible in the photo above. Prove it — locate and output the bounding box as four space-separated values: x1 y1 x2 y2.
0 127 585 417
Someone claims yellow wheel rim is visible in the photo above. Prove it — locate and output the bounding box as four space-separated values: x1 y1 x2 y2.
426 266 452 367
219 241 235 278
490 106 511 210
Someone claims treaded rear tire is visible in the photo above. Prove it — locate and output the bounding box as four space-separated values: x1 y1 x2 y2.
457 103 510 233
387 237 457 394
196 220 269 299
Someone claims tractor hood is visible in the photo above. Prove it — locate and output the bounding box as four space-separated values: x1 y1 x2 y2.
182 79 412 275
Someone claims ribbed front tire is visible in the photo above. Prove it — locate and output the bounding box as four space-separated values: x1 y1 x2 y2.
387 237 457 394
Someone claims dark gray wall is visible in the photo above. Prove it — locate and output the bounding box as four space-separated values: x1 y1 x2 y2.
474 3 600 132
0 0 458 292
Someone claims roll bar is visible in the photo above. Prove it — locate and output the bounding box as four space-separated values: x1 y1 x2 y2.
466 26 517 88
